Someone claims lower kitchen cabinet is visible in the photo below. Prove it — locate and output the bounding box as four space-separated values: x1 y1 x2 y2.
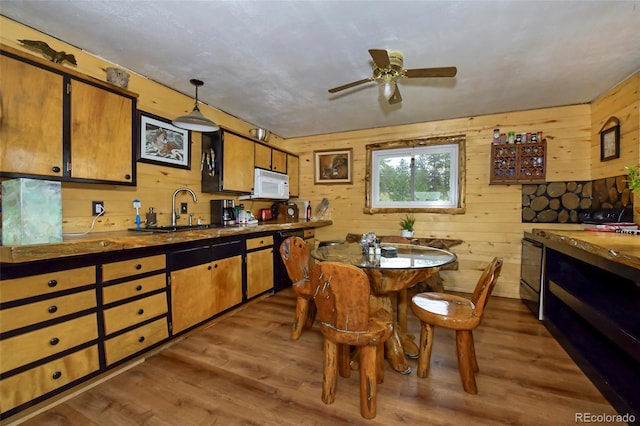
104 317 168 365
169 241 243 334
246 234 274 299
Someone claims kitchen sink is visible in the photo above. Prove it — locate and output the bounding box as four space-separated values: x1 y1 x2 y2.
128 224 222 233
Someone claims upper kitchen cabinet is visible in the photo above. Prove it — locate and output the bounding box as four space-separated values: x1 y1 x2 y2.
287 154 299 198
202 130 255 194
0 45 137 185
254 142 287 174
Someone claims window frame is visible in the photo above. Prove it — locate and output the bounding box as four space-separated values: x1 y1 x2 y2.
364 135 466 214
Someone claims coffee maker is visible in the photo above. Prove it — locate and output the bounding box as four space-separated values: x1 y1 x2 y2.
211 199 236 226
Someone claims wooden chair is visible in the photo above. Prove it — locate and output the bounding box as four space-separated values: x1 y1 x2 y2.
410 257 503 394
279 236 316 340
311 261 393 419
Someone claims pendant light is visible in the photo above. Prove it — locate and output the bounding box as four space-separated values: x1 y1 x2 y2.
172 79 219 132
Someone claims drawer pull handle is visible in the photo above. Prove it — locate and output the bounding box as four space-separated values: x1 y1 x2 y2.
137 308 144 315
136 285 143 291
50 337 60 346
135 264 142 270
125 174 131 180
52 166 61 173
48 305 58 314
208 265 212 270
214 264 218 269
138 336 145 343
48 279 58 288
52 371 62 380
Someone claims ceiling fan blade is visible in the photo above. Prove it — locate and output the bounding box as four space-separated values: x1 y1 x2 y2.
369 49 391 69
328 77 373 93
404 66 457 78
388 85 402 104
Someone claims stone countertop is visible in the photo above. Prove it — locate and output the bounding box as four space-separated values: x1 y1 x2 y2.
528 229 640 271
0 220 332 264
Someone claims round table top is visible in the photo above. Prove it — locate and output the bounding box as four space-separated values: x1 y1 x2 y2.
311 242 456 270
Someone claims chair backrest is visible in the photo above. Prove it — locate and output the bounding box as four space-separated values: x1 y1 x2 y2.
311 261 371 332
470 257 503 317
279 236 311 295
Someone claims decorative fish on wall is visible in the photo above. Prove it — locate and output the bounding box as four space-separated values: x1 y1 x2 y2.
17 39 77 66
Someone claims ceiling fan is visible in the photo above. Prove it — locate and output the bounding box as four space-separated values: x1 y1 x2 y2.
328 49 457 104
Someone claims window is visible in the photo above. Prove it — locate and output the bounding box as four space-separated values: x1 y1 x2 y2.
365 135 465 214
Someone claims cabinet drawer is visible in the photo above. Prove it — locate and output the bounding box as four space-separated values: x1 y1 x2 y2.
103 293 168 335
303 229 315 239
102 254 166 282
102 273 166 305
104 317 168 365
0 314 98 374
0 345 99 412
0 289 96 334
0 266 95 303
246 235 274 250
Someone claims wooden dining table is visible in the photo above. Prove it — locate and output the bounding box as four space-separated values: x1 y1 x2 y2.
311 242 457 374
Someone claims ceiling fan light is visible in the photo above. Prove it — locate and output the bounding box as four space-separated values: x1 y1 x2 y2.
172 79 220 132
381 80 396 100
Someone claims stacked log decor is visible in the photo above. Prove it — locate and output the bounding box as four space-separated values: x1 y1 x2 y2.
522 174 631 223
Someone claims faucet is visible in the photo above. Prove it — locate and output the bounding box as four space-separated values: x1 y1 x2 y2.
171 187 197 226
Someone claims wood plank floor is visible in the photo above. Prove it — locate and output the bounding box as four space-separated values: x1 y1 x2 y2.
15 288 617 426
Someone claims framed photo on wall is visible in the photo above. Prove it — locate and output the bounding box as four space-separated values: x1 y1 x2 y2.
138 111 191 169
600 119 620 162
314 148 352 184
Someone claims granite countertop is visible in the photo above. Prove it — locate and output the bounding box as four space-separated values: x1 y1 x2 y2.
529 229 640 271
0 220 332 264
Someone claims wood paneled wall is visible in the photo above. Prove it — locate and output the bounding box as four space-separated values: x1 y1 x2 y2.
591 73 640 179
279 107 596 298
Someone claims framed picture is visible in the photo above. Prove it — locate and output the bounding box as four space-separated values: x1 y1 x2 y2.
314 148 352 184
600 125 620 162
138 111 191 169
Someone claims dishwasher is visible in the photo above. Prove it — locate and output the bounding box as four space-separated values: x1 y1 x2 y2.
273 229 305 293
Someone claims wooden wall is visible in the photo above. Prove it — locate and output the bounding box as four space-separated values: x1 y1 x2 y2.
0 16 278 235
2 16 639 298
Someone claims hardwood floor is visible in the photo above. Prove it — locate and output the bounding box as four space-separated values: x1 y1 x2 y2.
15 288 617 425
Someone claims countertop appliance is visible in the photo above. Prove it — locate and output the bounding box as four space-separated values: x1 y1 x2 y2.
211 199 236 226
258 208 273 221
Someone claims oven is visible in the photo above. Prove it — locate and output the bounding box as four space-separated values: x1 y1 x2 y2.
520 238 545 320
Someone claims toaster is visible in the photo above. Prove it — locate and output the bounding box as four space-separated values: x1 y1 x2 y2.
258 208 273 221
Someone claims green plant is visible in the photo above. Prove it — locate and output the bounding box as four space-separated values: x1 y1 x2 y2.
399 214 415 231
627 164 640 192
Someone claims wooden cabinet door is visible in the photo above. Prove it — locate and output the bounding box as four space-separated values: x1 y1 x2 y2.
0 54 64 177
211 255 243 313
170 263 216 334
222 132 255 192
271 149 287 173
70 79 134 183
254 143 271 169
287 154 299 197
246 248 274 299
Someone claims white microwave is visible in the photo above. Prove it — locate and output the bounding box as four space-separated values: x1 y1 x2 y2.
240 168 289 200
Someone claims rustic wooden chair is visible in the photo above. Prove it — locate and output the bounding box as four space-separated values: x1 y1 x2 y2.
311 261 393 419
410 257 503 394
279 236 316 340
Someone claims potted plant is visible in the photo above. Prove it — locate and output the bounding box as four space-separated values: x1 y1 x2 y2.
399 214 415 238
627 164 640 225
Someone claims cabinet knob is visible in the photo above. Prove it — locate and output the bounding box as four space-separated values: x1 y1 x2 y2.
136 285 143 291
135 264 142 270
52 166 61 173
48 305 58 314
214 264 218 269
50 337 60 346
137 308 144 315
208 265 212 270
138 336 145 343
125 174 131 180
48 279 58 288
52 371 62 380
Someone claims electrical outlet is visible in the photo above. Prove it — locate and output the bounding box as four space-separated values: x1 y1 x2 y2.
92 201 104 216
180 202 188 214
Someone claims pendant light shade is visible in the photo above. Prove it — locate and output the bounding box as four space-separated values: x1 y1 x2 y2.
172 79 219 132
